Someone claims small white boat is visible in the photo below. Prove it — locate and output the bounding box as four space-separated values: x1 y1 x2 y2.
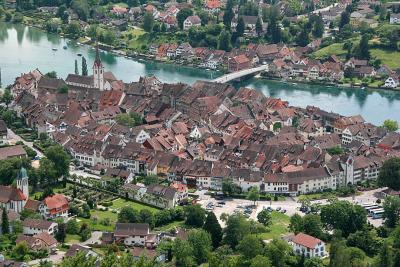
52 48 58 51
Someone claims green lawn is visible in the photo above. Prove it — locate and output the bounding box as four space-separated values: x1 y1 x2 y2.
110 198 159 213
370 48 400 69
313 42 347 59
155 220 186 231
65 234 80 244
257 211 290 240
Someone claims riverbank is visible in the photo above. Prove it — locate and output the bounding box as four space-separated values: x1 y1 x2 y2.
1 22 400 125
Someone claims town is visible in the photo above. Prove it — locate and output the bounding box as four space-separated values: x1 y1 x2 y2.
1 0 400 89
0 46 399 266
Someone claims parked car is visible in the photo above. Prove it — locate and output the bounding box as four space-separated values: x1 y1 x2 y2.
276 207 281 211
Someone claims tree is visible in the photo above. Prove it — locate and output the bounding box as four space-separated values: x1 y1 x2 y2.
139 209 154 228
289 213 304 234
118 206 139 223
223 213 253 248
66 219 79 235
256 17 263 37
355 34 370 60
143 12 154 33
81 57 88 76
339 11 350 29
203 212 222 248
346 228 380 256
382 119 399 131
312 14 324 38
65 21 81 37
222 178 238 196
56 223 66 243
45 145 70 179
1 208 9 235
59 251 96 267
304 257 324 267
237 235 264 260
188 229 212 264
57 84 69 94
74 59 79 75
375 241 393 267
184 205 206 227
143 175 158 186
218 30 232 51
378 158 400 190
265 238 295 267
40 187 55 200
320 200 367 237
296 29 310 47
383 196 400 228
257 210 272 226
12 241 30 261
247 187 260 205
303 214 323 239
250 255 272 267
223 0 234 29
177 8 193 30
236 17 245 37
173 238 195 267
1 89 12 107
115 113 143 127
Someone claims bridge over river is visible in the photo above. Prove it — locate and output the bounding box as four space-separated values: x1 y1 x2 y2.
212 65 269 83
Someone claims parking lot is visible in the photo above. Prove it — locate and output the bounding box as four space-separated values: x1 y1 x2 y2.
197 188 385 227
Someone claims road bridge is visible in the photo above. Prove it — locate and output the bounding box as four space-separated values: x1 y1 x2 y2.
212 65 268 83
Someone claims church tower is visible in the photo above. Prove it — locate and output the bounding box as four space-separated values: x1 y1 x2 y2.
93 44 105 91
17 167 29 200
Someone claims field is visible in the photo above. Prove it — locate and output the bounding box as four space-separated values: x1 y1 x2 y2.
76 198 160 232
313 42 400 69
257 211 290 240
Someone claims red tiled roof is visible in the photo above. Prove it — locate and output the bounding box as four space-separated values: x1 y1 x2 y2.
291 233 322 249
44 194 68 210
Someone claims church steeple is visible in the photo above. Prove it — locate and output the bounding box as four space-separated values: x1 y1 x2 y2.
93 43 105 91
16 167 29 200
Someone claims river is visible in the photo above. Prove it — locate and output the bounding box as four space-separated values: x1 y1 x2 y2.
1 23 400 125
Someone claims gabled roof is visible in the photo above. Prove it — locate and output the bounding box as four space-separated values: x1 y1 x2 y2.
291 233 322 248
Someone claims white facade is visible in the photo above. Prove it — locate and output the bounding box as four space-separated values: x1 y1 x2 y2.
23 222 58 236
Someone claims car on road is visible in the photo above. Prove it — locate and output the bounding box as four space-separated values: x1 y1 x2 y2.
263 206 273 212
276 207 281 211
280 209 287 213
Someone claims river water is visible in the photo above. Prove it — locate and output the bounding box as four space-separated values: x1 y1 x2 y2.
1 23 399 125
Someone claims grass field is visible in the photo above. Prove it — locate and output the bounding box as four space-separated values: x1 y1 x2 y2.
313 43 347 59
370 48 400 69
257 211 290 240
65 234 81 244
110 198 159 213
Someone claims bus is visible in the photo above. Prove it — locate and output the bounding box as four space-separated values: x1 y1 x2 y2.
367 207 383 217
359 203 377 209
364 205 381 214
370 208 385 219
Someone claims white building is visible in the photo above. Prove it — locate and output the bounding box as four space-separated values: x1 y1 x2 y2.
383 76 399 88
390 13 400 24
290 233 327 258
183 15 201 30
22 219 58 236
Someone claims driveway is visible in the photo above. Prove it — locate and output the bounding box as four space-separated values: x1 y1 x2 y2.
80 231 103 246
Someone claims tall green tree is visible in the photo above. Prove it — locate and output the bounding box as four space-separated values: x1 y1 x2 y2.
1 207 9 234
2 89 13 107
45 145 70 179
256 17 263 37
257 209 272 226
173 238 195 267
74 59 79 75
247 187 260 205
382 119 399 132
378 158 400 190
339 11 350 29
203 212 222 248
218 30 232 51
236 235 264 261
142 12 154 32
355 34 370 60
312 14 324 38
320 200 367 237
265 238 295 267
223 0 234 29
184 205 206 227
236 17 245 37
383 196 400 228
223 213 253 248
81 56 88 76
188 229 212 264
